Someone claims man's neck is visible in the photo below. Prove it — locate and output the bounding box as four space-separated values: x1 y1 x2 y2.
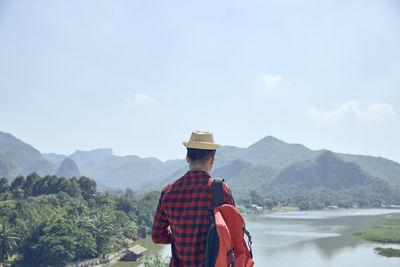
189 165 211 173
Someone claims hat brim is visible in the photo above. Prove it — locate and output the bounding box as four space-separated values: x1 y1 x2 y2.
183 142 221 150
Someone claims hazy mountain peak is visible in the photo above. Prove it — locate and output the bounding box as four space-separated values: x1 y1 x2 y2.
249 135 312 152
56 157 80 178
42 153 66 166
314 150 338 164
0 131 55 176
238 135 315 167
249 135 284 147
71 148 113 157
69 148 114 167
0 131 41 155
0 152 17 178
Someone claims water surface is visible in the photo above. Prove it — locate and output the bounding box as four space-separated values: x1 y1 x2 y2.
113 209 400 267
247 209 400 267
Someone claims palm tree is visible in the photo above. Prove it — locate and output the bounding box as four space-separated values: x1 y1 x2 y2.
0 223 20 262
81 210 122 257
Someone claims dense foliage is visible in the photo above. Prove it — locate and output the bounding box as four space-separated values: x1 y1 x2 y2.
143 255 170 267
232 152 400 211
0 173 159 266
339 153 400 187
260 151 400 209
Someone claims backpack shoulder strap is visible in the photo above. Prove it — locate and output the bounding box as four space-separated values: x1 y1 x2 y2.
212 178 225 207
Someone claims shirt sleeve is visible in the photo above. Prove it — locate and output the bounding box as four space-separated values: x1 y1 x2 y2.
151 190 172 244
223 182 235 206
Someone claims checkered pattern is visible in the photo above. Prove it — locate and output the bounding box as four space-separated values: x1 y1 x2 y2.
152 170 235 267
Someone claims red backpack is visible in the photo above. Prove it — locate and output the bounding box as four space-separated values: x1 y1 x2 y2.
205 179 254 267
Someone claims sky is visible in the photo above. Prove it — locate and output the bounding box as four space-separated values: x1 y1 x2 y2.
0 0 399 163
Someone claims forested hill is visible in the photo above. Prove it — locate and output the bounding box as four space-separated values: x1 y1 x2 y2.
0 173 159 266
0 152 19 178
218 136 317 167
217 136 400 187
0 132 55 176
261 151 400 207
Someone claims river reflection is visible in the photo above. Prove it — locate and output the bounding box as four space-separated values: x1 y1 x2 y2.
247 209 400 267
113 209 400 267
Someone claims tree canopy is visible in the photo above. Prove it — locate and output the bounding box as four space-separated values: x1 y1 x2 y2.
0 173 159 265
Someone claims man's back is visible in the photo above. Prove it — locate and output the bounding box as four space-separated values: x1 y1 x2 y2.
152 170 234 266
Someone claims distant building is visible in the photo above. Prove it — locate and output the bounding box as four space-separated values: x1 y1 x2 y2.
120 245 147 261
386 205 400 209
236 205 247 214
252 204 264 213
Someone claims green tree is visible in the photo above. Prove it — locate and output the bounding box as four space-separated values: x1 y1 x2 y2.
78 176 97 200
0 177 10 194
10 176 24 191
11 188 24 199
116 197 137 214
143 255 170 267
0 223 20 262
84 210 123 256
263 199 275 209
64 177 82 198
124 188 135 199
138 225 147 238
249 189 263 206
32 219 97 266
298 201 310 211
22 172 40 198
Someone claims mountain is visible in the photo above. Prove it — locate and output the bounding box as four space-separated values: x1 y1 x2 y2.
66 150 186 190
43 148 187 191
212 159 278 195
42 153 66 166
0 132 56 176
69 148 114 167
218 136 319 168
56 157 81 178
0 152 19 178
262 151 400 205
219 136 400 187
336 153 400 187
2 130 400 204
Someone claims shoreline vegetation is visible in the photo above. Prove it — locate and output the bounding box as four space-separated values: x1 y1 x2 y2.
2 173 400 265
0 174 160 266
352 213 400 257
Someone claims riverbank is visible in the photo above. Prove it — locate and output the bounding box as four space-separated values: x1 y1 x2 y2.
352 213 400 257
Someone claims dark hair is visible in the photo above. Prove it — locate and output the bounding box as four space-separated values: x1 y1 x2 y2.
187 148 216 164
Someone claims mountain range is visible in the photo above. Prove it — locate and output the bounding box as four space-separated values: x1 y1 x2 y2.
1 131 400 204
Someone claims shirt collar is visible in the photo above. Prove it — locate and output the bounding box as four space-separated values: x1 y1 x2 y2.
184 170 211 178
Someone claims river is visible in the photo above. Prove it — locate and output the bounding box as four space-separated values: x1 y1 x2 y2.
113 209 400 266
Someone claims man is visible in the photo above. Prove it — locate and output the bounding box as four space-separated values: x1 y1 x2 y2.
152 130 235 267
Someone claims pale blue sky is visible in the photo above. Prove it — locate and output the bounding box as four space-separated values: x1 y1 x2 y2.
1 0 399 162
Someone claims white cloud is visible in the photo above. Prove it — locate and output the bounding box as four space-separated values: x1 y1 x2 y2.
307 100 361 120
133 94 156 105
307 101 395 122
261 74 283 90
367 103 395 121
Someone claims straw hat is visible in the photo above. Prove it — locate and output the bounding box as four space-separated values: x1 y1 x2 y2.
183 130 221 150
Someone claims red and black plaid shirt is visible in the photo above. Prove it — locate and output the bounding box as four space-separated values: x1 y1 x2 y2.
152 170 235 267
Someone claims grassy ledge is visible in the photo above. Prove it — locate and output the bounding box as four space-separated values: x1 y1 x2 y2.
352 213 400 257
374 247 400 257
